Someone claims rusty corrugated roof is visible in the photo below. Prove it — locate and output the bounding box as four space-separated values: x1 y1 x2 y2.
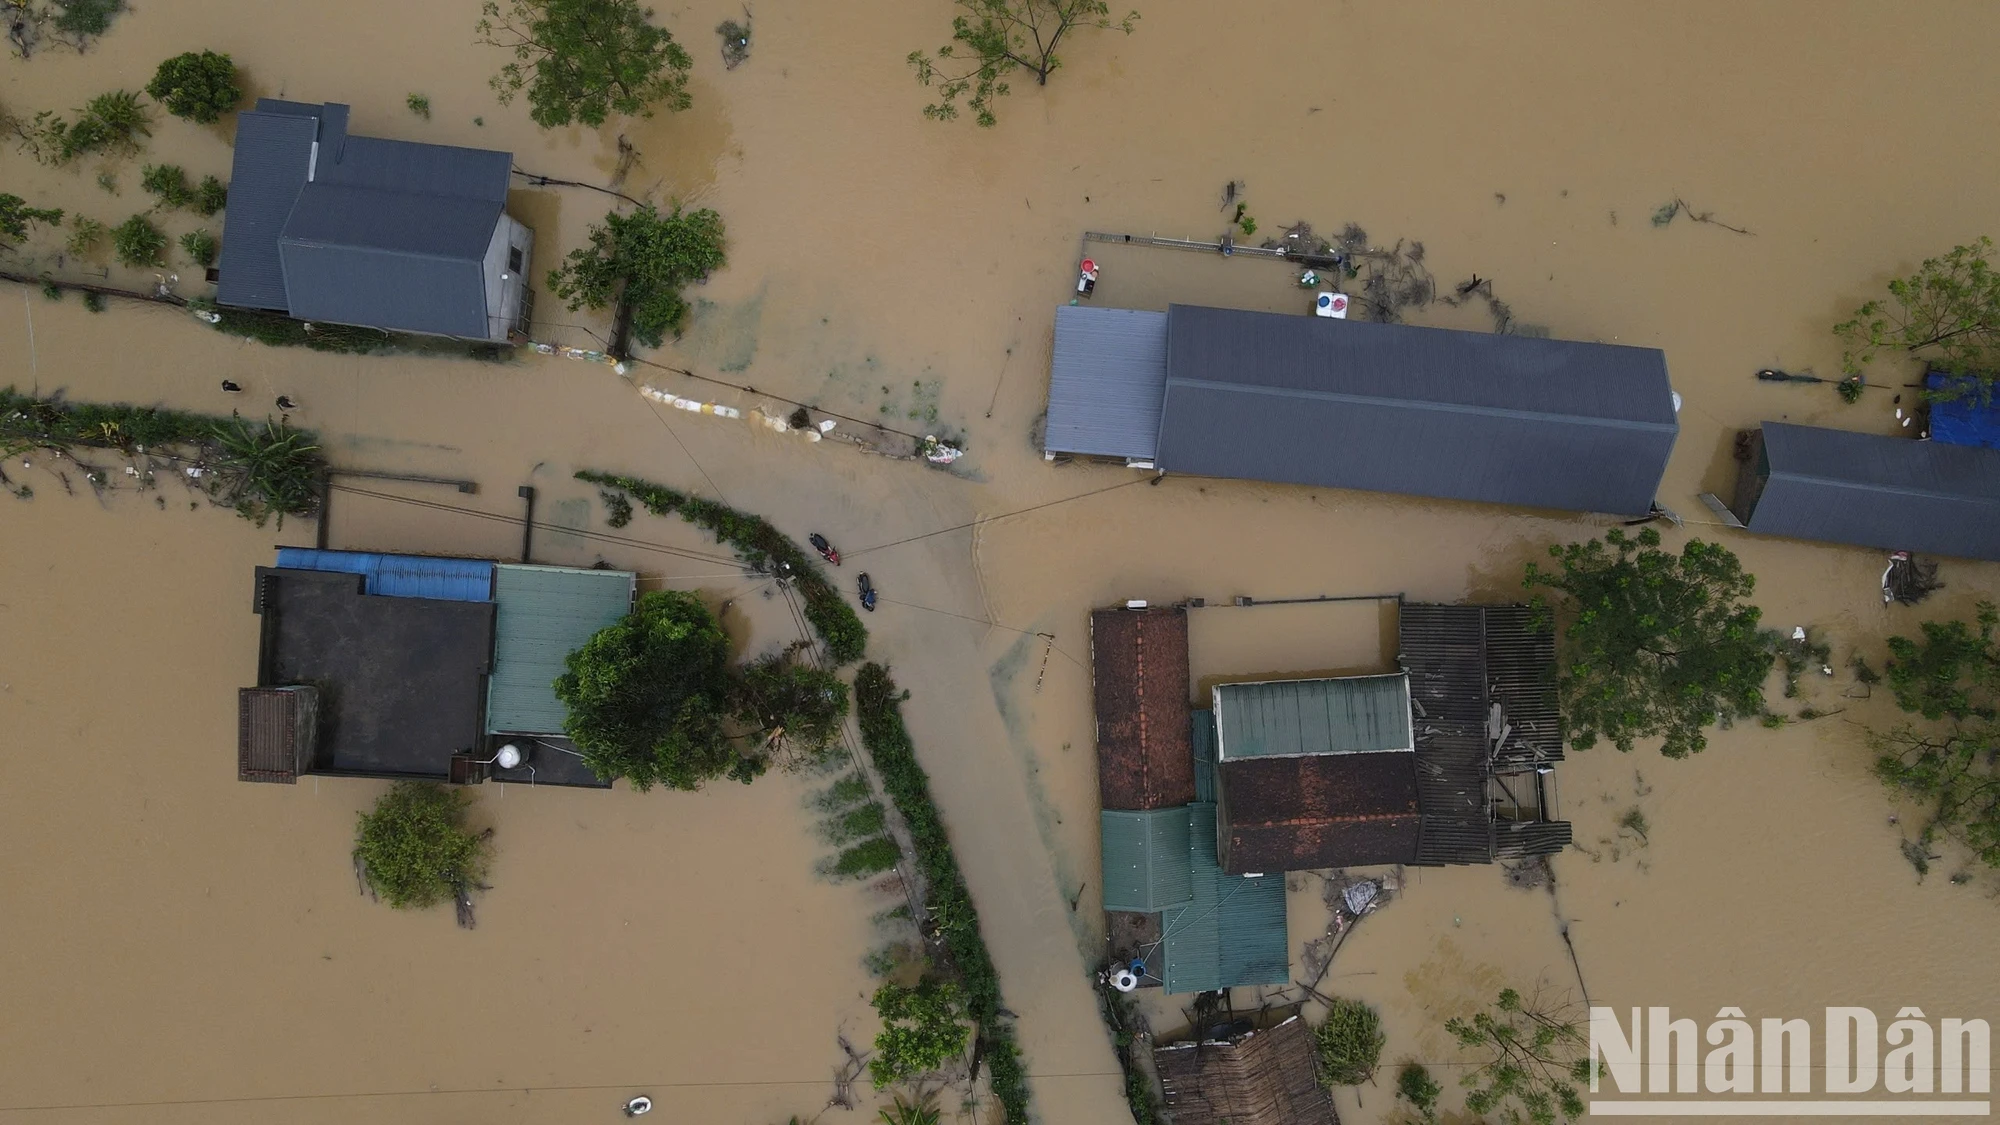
1091 607 1196 810
1216 751 1420 872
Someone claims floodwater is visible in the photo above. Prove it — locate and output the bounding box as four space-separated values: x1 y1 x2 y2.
6 2 2000 1123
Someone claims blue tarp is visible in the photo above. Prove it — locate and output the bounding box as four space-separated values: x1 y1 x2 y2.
275 548 494 602
1926 373 2000 450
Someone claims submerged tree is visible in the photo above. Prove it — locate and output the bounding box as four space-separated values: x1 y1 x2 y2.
555 589 737 790
908 0 1138 127
1873 602 2000 870
0 194 63 248
1837 238 2000 396
1525 527 1773 759
1446 988 1593 1125
145 50 241 123
736 645 851 766
477 0 693 128
110 212 166 267
869 978 972 1087
353 782 489 909
546 203 725 349
1312 996 1387 1086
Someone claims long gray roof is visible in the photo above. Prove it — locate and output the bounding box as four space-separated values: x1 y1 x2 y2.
1745 422 2000 561
217 100 513 337
1044 306 1169 460
1156 305 1679 515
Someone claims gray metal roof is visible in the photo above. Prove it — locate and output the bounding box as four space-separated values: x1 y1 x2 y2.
1745 422 2000 561
486 565 636 736
214 109 318 310
217 99 514 337
1044 305 1168 461
1156 304 1679 515
1214 674 1413 759
1101 808 1195 912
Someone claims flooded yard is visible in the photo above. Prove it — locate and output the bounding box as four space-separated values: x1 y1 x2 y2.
6 2 2000 1123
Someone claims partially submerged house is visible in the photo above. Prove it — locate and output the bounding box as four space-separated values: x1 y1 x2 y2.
1154 1014 1339 1125
237 549 634 788
1044 304 1679 516
1706 422 2000 562
1089 601 1570 992
217 100 534 342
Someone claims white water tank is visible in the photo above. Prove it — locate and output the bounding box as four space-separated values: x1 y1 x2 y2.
495 743 526 770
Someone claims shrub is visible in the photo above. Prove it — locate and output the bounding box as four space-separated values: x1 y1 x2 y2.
406 92 431 119
179 228 217 267
869 978 971 1086
81 291 104 312
145 51 241 123
830 836 901 878
40 278 62 300
352 782 489 909
193 175 228 216
110 213 166 267
0 194 63 247
65 215 106 256
1313 996 1386 1085
1397 1062 1443 1124
140 163 195 209
736 647 850 765
51 0 123 37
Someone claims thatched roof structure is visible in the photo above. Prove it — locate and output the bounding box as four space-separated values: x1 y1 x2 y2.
1153 1014 1337 1125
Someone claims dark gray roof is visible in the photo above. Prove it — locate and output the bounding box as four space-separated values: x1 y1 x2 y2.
1156 305 1679 515
214 109 318 310
1745 422 2000 561
1045 306 1169 460
217 100 513 337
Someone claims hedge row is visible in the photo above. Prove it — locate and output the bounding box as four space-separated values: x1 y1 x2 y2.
856 663 1030 1123
576 470 868 663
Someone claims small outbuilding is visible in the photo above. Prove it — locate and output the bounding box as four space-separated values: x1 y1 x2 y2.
1154 1014 1339 1125
1710 422 2000 562
217 100 535 342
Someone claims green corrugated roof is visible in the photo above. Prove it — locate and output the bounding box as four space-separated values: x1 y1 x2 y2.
1101 808 1194 912
1160 803 1290 994
1191 710 1217 803
486 564 635 735
1213 674 1413 759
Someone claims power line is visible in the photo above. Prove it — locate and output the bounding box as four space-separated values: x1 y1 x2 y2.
327 484 742 569
847 476 1153 558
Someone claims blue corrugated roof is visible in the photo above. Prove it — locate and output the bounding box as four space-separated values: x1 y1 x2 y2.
1160 803 1291 994
1926 373 2000 450
274 549 494 602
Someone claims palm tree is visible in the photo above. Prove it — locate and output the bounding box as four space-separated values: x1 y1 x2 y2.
878 1089 941 1125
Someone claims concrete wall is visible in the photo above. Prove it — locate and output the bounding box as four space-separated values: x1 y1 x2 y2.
481 213 536 342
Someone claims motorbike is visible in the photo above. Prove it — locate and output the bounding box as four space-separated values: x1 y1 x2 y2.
857 572 877 612
809 533 840 565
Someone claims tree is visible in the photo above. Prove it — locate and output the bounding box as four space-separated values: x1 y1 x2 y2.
555 589 737 790
1837 238 2000 397
353 782 489 909
1446 988 1593 1125
145 50 240 123
477 0 692 129
1525 527 1773 759
110 213 166 267
869 978 972 1087
547 203 725 349
12 89 150 164
1873 602 2000 870
0 194 63 248
1397 1062 1443 1125
1311 996 1386 1086
736 646 850 765
908 0 1138 127
179 228 217 267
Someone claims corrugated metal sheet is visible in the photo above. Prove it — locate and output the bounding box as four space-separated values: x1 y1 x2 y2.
1156 304 1679 516
1162 803 1290 995
215 108 318 310
274 548 494 601
280 236 492 338
1214 674 1413 759
486 564 636 735
1101 808 1194 912
1191 709 1217 803
1744 422 2000 562
1044 306 1169 460
1925 373 2000 450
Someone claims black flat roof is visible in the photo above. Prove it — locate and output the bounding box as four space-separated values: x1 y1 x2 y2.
255 568 493 778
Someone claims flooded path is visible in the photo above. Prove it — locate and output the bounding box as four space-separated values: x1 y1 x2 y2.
6 2 2000 1123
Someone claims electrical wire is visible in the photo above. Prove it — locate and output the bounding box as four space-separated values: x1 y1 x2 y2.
326 483 743 568
845 476 1154 558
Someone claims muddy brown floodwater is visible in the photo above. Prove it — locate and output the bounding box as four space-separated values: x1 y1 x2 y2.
7 2 2000 1124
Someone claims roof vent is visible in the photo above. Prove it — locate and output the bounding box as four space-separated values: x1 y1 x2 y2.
1125 599 1148 610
